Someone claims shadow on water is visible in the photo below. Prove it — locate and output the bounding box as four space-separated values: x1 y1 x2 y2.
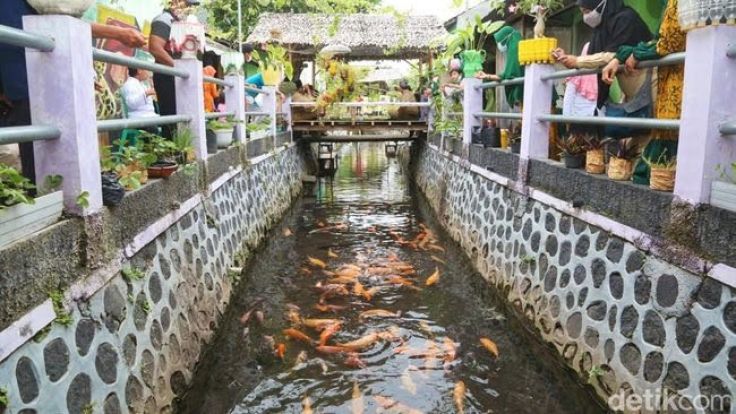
178 143 607 413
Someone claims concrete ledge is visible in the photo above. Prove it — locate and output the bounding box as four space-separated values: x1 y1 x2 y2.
206 146 243 184
0 220 84 331
528 158 673 237
469 145 520 180
696 205 736 268
247 136 273 158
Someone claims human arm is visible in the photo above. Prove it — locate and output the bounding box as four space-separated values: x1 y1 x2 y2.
90 23 145 48
475 71 500 81
148 34 174 67
601 58 621 84
570 52 617 69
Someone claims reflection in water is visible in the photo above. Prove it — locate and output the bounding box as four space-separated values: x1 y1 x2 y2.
179 143 605 414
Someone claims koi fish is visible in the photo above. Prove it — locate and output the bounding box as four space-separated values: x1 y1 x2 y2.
372 396 423 414
352 381 364 414
274 343 286 360
366 267 394 276
283 328 314 345
387 251 399 262
342 264 362 272
425 268 440 286
363 287 381 301
428 244 445 253
254 310 265 325
302 396 313 414
353 281 366 297
307 256 327 269
263 335 275 350
303 318 341 330
328 248 339 258
315 345 350 354
319 322 342 346
387 276 414 286
295 350 308 365
285 309 302 326
238 298 264 325
401 368 417 395
480 337 499 358
345 352 367 369
300 267 313 276
443 337 456 362
283 228 293 237
453 380 466 414
337 268 361 279
338 332 383 351
327 276 356 285
313 303 348 313
323 270 336 277
419 321 434 338
430 255 446 264
359 309 399 320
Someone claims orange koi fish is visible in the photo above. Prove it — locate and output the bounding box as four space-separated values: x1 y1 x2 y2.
352 380 364 414
283 228 293 237
319 322 342 346
302 396 313 414
345 352 367 369
313 303 347 313
425 268 440 286
480 337 499 358
430 255 446 265
307 256 327 269
443 337 457 362
454 380 466 414
328 248 339 258
283 328 314 345
338 332 383 351
428 244 445 253
302 318 341 330
274 343 286 360
363 286 381 301
315 345 350 354
358 309 399 320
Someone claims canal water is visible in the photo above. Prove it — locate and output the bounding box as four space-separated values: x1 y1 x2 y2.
179 143 605 413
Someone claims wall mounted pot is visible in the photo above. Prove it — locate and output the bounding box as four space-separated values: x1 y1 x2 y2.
213 128 234 148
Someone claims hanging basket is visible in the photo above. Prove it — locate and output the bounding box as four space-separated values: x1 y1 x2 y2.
650 166 676 192
585 149 606 174
607 157 633 181
518 37 558 66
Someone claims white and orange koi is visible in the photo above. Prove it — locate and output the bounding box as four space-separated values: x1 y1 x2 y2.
358 309 399 320
307 256 327 269
453 380 466 414
352 381 364 414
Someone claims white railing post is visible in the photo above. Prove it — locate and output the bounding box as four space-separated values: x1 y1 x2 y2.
261 86 278 148
175 59 207 160
463 78 483 151
520 64 555 160
283 96 293 142
224 74 245 143
674 26 736 204
24 16 102 216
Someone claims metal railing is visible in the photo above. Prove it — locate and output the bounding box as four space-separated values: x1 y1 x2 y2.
0 24 54 51
475 112 523 120
203 76 233 88
92 48 189 78
537 114 680 130
720 120 736 135
476 76 525 90
289 101 431 107
245 85 269 94
97 115 192 132
204 112 235 120
244 111 270 117
542 52 686 81
0 125 61 145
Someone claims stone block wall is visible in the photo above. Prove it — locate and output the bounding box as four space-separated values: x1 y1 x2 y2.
410 143 735 411
0 146 304 413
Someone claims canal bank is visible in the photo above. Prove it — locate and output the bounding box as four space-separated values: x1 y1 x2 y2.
407 140 735 411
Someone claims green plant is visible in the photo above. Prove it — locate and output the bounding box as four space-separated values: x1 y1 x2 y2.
76 191 90 209
520 255 536 264
33 325 51 343
434 119 462 138
643 149 677 169
0 387 8 410
81 402 95 414
121 267 145 282
493 0 565 38
607 139 638 160
558 135 586 156
49 290 73 327
0 164 35 209
446 16 505 56
207 119 236 130
588 365 604 382
43 174 64 193
173 127 196 165
717 162 736 184
141 300 152 315
582 135 612 151
141 133 179 163
254 43 294 81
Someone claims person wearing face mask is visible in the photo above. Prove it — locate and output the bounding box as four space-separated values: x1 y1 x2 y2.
476 26 524 108
553 0 651 111
149 0 200 138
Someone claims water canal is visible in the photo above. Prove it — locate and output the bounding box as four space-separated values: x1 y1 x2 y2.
178 143 606 413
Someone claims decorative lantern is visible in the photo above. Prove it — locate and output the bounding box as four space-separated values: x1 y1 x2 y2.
170 20 205 60
27 0 95 17
678 0 736 31
221 52 245 76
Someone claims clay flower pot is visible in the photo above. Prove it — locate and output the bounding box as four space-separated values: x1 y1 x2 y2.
147 161 178 179
27 0 94 17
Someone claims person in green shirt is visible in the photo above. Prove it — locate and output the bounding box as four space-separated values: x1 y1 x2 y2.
243 44 260 78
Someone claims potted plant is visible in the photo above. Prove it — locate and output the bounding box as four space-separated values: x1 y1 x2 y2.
583 135 610 174
207 119 235 148
0 164 64 249
254 43 294 86
173 127 196 164
500 0 565 65
558 135 586 168
711 162 736 212
104 143 155 191
446 17 505 78
645 152 677 192
247 117 271 140
27 0 94 17
142 133 179 178
607 139 637 181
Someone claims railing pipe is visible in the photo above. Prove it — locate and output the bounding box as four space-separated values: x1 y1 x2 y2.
204 112 235 120
0 125 60 145
476 76 525 90
203 76 232 88
245 85 269 94
0 24 54 51
720 120 736 135
96 115 191 132
92 48 189 78
542 52 686 81
288 101 431 107
538 114 680 130
474 112 523 120
244 111 270 116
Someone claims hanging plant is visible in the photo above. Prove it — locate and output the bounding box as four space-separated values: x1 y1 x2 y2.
503 0 565 38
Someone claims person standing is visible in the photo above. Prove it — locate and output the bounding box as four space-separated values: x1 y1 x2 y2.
243 44 260 78
0 0 145 184
149 0 199 137
202 66 219 112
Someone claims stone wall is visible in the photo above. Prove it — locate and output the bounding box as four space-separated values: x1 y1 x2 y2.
410 142 735 411
0 146 304 413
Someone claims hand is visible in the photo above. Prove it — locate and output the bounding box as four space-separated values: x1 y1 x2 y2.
601 58 620 85
552 48 566 60
117 28 146 48
146 88 156 96
624 55 638 74
558 55 578 69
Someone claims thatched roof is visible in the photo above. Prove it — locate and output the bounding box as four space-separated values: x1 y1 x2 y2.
246 13 447 60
